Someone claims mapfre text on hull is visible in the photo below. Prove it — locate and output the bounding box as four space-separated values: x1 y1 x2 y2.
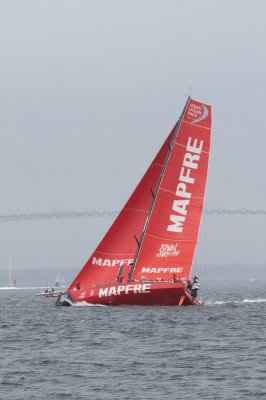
57 280 202 306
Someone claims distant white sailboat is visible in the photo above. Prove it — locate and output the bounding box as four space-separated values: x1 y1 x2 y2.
35 271 66 298
249 275 258 282
54 272 66 289
8 256 17 289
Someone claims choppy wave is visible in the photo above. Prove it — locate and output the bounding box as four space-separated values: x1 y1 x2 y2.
1 282 266 400
0 287 47 290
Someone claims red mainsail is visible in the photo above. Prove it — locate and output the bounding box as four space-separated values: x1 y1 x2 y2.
131 98 211 282
68 125 177 290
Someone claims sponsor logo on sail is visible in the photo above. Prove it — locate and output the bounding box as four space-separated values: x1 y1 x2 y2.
92 257 134 267
141 267 183 274
98 284 151 297
156 243 179 258
167 136 203 233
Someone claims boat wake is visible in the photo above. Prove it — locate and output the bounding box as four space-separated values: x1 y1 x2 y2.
206 298 266 306
73 301 107 307
242 298 266 303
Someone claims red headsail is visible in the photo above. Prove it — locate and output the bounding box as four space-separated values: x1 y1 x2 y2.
131 98 211 282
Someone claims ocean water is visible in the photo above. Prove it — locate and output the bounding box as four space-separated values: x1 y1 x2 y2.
0 280 266 400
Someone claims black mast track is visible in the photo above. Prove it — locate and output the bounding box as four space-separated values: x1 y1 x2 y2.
128 97 190 281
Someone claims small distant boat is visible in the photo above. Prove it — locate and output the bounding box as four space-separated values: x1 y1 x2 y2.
35 288 63 298
58 97 212 307
36 272 66 298
54 272 66 289
249 276 258 282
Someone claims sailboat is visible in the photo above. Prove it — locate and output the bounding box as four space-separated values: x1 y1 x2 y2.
54 272 66 289
57 97 212 306
8 256 17 289
35 272 66 298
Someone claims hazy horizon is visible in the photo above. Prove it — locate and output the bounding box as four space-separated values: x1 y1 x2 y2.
1 0 266 272
1 264 266 289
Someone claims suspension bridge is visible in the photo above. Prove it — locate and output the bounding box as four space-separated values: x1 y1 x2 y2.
1 209 266 222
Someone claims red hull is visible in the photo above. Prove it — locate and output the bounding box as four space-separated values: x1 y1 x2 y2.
64 281 201 306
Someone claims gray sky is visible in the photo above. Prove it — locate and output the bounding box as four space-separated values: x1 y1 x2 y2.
1 0 266 272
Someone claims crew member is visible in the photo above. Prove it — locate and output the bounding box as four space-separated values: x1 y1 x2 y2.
191 276 200 298
117 275 123 283
75 280 81 290
172 274 177 282
187 278 192 291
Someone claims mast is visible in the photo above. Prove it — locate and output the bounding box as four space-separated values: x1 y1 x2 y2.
128 97 190 280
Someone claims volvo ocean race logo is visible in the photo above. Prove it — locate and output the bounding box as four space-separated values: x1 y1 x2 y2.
187 103 208 124
156 244 179 258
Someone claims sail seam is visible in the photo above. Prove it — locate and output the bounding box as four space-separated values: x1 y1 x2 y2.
183 120 211 130
174 142 209 154
160 187 204 200
146 233 195 242
94 251 135 256
124 207 148 213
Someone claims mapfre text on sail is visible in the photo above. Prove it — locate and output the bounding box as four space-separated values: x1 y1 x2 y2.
167 137 203 233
